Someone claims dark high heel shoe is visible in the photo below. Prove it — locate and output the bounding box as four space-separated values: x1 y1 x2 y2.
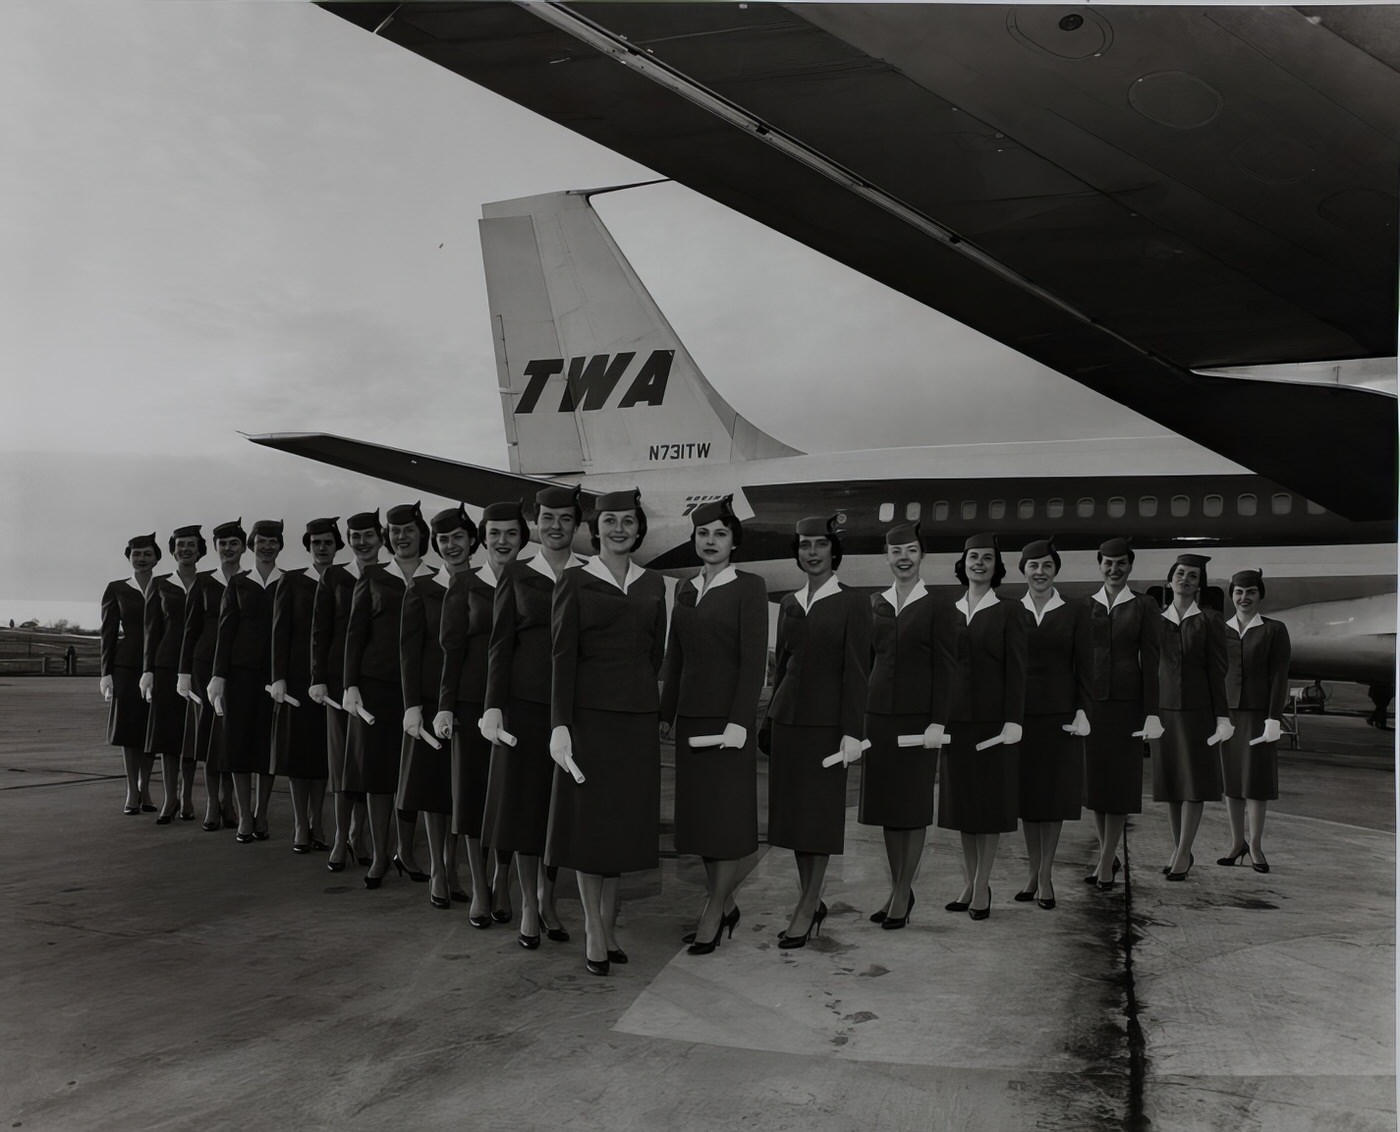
450 888 470 904
363 871 385 889
327 857 347 873
291 842 310 854
585 956 610 976
1166 853 1195 882
778 902 827 950
968 887 991 921
518 930 541 949
945 889 972 913
1013 885 1038 902
235 831 256 844
881 892 915 931
684 904 739 945
1085 857 1121 884
155 811 175 825
468 895 493 928
123 805 140 815
310 839 330 852
179 810 196 822
253 828 270 842
202 819 220 832
1037 895 1057 910
1248 842 1270 874
430 892 450 909
607 948 629 965
141 803 158 813
1217 844 1249 866
687 923 724 955
543 916 571 943
391 856 428 882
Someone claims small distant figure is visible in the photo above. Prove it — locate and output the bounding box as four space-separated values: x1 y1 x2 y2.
65 645 77 676
8 618 13 629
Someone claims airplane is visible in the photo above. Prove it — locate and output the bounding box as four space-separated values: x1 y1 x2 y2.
250 185 1397 719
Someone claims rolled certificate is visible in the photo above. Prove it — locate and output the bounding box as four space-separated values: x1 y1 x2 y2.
180 689 201 703
563 752 585 784
496 728 518 748
822 738 872 767
974 734 1005 751
419 731 442 750
324 696 343 712
356 706 376 725
897 734 925 747
688 734 727 749
265 685 301 708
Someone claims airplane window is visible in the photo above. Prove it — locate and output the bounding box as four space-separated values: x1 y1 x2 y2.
933 501 949 522
989 500 1005 520
906 502 922 521
1139 496 1158 517
1203 494 1223 517
879 503 894 523
1306 499 1326 515
1077 498 1094 518
1272 493 1292 515
1018 499 1035 519
1237 493 1257 516
1171 495 1190 517
961 501 978 520
1107 497 1126 518
1046 498 1064 519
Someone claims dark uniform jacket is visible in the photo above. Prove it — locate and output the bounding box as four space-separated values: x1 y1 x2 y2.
1158 605 1228 715
768 579 872 737
270 567 318 693
660 567 768 728
401 572 448 712
1224 616 1291 716
551 560 668 728
101 578 150 676
484 554 586 710
1020 592 1093 717
179 572 227 676
343 562 434 688
439 567 497 717
212 570 281 679
1086 589 1161 710
947 591 1027 725
865 582 953 720
309 561 368 697
143 574 193 672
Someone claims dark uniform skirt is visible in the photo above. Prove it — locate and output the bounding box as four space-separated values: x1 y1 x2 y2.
343 675 402 796
674 714 759 859
397 698 452 814
273 693 328 779
768 721 847 855
221 667 275 775
545 707 660 875
1018 713 1084 823
1083 699 1144 814
451 699 493 838
937 720 1019 834
481 698 554 854
1151 708 1223 803
106 667 148 748
184 658 220 767
144 669 186 755
324 706 349 793
1221 708 1278 800
858 712 937 830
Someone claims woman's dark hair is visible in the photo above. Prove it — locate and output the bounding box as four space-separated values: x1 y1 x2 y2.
1096 546 1136 564
1229 570 1266 600
1165 561 1208 597
124 543 162 563
587 509 648 553
169 531 209 558
434 525 481 557
790 531 843 572
955 548 1007 588
695 513 743 552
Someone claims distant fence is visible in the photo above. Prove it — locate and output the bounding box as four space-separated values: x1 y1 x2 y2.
0 656 77 675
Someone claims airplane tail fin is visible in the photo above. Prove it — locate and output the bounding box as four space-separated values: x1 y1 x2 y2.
479 187 801 476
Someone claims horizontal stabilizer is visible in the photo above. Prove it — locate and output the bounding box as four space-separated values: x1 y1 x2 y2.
244 432 568 505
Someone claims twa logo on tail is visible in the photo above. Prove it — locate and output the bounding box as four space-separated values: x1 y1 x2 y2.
516 351 673 413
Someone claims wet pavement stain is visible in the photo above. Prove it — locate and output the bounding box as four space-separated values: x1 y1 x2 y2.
856 964 889 978
841 1011 878 1024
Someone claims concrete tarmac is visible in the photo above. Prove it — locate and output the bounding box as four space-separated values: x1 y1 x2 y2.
1 680 1394 1131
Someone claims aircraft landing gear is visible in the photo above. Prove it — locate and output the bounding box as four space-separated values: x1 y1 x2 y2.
1366 684 1393 730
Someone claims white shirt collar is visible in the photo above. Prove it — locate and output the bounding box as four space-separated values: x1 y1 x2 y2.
1021 588 1066 625
1162 601 1201 625
955 587 1001 622
527 552 587 582
582 555 646 594
171 571 197 593
245 567 283 590
1091 585 1136 611
691 565 738 602
475 561 500 590
878 578 927 614
1229 613 1263 637
343 559 373 580
791 573 842 613
124 576 149 595
390 559 434 585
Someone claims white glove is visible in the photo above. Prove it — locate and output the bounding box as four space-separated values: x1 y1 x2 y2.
1206 717 1235 746
139 672 154 702
308 683 328 706
1133 714 1165 741
840 734 864 766
99 674 113 702
659 720 672 740
1062 709 1091 737
206 676 226 714
549 725 573 769
922 722 948 749
1251 718 1282 746
433 711 455 740
721 723 747 748
1000 722 1023 746
268 679 287 704
176 673 192 699
479 707 503 743
341 686 363 718
403 705 423 738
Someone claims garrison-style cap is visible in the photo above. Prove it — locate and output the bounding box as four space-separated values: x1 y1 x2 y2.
592 488 642 514
1098 537 1132 557
795 515 841 537
430 505 475 537
385 502 423 526
1173 553 1211 569
534 484 582 511
212 518 246 542
884 521 922 547
126 532 158 551
171 524 202 540
346 510 381 533
482 500 527 527
250 519 283 539
302 517 343 551
1018 538 1058 571
963 532 999 552
691 495 737 528
1230 568 1264 589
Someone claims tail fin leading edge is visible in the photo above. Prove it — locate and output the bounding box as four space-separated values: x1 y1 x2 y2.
480 189 800 476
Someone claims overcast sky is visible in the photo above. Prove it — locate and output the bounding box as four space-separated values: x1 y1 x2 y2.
1 0 1182 629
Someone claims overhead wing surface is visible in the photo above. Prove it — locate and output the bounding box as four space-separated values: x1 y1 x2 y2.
317 2 1398 520
246 432 572 504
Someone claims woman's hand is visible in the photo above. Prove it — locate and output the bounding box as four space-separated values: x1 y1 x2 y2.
1000 722 1023 746
721 723 747 749
1251 718 1282 746
341 686 363 718
99 674 113 701
658 720 672 740
268 679 287 704
176 673 192 700
922 722 947 749
550 726 585 783
433 711 454 740
308 683 328 706
1133 714 1165 741
206 676 226 716
1207 717 1235 746
1062 709 1091 737
479 707 503 742
402 705 424 738
839 734 864 766
139 672 154 702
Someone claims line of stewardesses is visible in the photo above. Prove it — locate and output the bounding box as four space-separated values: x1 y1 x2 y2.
106 500 1291 972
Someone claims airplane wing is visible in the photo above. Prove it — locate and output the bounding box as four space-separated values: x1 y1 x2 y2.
317 2 1398 521
245 432 571 504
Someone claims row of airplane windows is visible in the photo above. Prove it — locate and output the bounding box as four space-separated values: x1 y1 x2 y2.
877 492 1326 525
